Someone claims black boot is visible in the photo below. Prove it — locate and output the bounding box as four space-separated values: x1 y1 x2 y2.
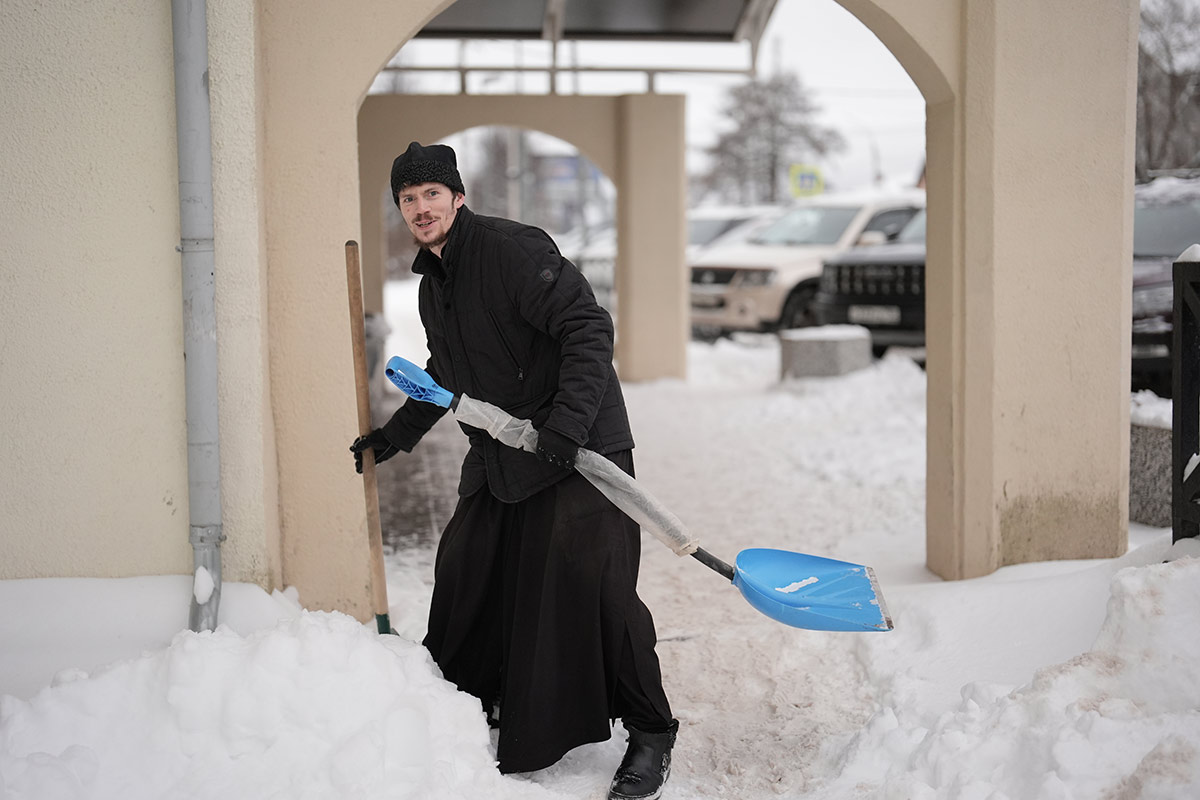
608 719 679 800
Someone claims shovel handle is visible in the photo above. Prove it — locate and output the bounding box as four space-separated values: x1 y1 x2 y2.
346 241 393 635
691 547 735 583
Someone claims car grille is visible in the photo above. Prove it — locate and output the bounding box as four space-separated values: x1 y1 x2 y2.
691 267 739 286
820 263 924 298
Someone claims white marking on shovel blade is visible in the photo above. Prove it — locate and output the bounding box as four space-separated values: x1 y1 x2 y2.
776 576 819 593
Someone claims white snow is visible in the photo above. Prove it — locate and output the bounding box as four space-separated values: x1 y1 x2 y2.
776 577 819 593
1131 389 1172 429
4 278 1200 799
192 566 215 605
1134 176 1200 206
779 324 869 342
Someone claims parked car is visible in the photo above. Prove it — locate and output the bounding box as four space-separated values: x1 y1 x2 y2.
686 204 785 258
1130 177 1200 395
559 205 784 312
689 189 925 337
811 208 927 357
811 178 1200 394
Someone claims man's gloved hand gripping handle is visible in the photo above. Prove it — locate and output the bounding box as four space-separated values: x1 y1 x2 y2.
349 428 400 474
535 427 578 470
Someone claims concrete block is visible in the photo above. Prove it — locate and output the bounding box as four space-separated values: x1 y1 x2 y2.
779 325 872 379
1130 422 1172 527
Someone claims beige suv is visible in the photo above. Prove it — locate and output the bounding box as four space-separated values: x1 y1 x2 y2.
689 189 925 336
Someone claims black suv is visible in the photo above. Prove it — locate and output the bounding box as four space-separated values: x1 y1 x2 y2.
1129 178 1200 395
811 208 927 358
812 181 1200 394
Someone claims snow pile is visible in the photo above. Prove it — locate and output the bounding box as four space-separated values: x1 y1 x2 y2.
779 324 869 342
1130 389 1172 429
0 578 306 703
4 282 1200 799
1134 176 1200 206
826 547 1200 799
0 612 564 800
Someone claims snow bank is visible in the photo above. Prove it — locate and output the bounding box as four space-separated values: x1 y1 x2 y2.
1130 389 1171 429
1135 176 1200 206
824 548 1200 799
0 577 304 703
5 314 1198 800
779 324 869 342
0 612 564 800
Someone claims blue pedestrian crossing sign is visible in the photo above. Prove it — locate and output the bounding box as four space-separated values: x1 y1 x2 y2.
789 164 824 197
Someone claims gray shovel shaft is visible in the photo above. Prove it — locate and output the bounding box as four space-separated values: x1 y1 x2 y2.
453 394 699 556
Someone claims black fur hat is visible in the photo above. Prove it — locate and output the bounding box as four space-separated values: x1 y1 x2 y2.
390 141 466 207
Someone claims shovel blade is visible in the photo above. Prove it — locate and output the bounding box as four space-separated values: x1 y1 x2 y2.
733 548 893 632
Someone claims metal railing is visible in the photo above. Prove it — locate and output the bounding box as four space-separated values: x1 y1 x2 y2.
380 63 754 94
1172 247 1200 542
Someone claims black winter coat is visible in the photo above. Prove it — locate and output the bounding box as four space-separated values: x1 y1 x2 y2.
382 205 634 501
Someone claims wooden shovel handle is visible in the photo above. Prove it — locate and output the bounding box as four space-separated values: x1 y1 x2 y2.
345 240 391 634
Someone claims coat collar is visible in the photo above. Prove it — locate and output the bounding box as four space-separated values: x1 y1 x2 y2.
411 204 474 278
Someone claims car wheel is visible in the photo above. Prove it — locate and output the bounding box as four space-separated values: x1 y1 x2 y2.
779 285 818 330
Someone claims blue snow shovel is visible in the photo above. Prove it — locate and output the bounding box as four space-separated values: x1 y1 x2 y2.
384 355 893 633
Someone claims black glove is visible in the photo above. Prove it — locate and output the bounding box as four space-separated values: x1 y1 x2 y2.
349 429 400 474
535 428 578 471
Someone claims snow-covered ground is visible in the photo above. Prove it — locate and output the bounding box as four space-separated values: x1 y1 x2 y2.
3 279 1198 800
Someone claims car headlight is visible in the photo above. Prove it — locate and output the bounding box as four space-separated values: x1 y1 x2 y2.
1132 285 1173 319
738 269 776 287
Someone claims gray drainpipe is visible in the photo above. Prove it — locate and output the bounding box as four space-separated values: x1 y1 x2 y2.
171 0 223 632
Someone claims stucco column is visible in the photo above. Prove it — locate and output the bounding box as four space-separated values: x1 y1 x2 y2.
615 94 688 382
260 0 451 619
207 0 283 590
923 95 977 578
928 0 1139 578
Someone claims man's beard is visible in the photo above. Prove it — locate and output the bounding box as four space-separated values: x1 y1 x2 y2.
412 229 450 251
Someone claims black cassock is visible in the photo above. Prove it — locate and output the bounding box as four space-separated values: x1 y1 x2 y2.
422 449 672 774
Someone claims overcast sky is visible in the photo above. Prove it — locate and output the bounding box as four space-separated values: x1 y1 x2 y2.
381 0 928 193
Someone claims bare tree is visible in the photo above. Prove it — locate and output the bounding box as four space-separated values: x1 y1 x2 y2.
1137 0 1200 180
705 72 845 203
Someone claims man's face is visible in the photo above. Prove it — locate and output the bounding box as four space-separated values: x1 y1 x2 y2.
398 182 464 254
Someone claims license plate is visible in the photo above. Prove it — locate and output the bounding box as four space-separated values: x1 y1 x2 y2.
848 305 901 325
691 294 725 309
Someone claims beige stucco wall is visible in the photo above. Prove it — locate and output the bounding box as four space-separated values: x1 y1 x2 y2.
258 0 453 617
205 0 282 588
0 0 453 609
0 0 1141 615
0 0 192 578
614 94 689 381
984 0 1136 566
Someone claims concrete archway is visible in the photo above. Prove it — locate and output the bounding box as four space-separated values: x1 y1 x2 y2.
0 0 1141 613
250 0 1138 618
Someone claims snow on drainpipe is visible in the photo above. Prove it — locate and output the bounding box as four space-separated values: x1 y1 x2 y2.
171 0 224 632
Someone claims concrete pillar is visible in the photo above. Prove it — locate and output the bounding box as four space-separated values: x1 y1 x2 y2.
842 0 1138 578
615 94 688 381
928 0 1139 577
259 0 453 620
